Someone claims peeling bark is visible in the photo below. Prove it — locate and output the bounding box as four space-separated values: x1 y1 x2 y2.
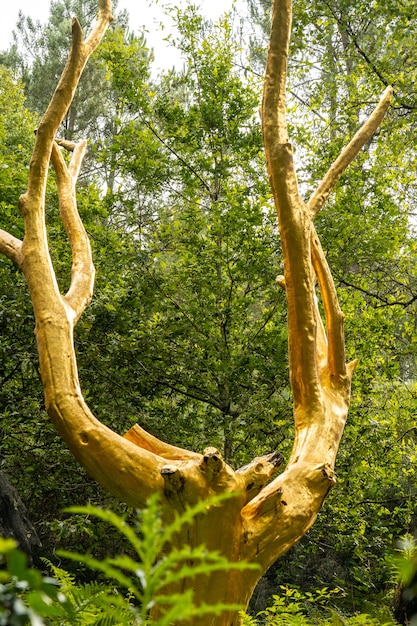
0 0 392 622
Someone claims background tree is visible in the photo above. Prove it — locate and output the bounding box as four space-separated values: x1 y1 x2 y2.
0 0 152 191
80 5 290 465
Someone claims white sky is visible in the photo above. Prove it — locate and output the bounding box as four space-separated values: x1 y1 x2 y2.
0 0 244 70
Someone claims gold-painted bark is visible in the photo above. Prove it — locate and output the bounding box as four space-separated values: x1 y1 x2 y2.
0 0 392 623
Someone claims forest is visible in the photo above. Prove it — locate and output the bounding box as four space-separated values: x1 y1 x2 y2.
0 0 416 624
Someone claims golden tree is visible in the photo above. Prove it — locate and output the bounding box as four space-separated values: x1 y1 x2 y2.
0 0 392 623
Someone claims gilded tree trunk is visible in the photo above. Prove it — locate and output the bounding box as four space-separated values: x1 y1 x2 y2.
0 0 393 622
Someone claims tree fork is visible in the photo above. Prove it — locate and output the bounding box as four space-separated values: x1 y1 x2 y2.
0 0 392 622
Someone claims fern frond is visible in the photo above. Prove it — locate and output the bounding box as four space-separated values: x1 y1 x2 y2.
58 493 258 624
57 549 139 600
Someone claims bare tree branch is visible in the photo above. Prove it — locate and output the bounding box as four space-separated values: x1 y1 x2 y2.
307 86 393 217
50 140 95 322
262 0 320 406
0 0 395 617
261 0 291 144
124 424 202 461
0 230 23 266
310 226 346 379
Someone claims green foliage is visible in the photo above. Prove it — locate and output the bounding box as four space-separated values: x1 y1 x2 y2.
41 560 136 625
388 534 417 588
2 0 112 137
242 585 394 625
0 65 34 228
75 4 291 465
0 537 70 625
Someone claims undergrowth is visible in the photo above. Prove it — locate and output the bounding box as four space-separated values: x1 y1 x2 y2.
1 495 414 624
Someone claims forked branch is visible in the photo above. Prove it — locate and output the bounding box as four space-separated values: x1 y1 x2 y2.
50 140 95 322
251 0 391 572
23 0 113 237
262 0 391 406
